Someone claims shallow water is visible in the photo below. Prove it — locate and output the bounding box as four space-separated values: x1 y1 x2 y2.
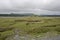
5 32 60 40
5 29 60 40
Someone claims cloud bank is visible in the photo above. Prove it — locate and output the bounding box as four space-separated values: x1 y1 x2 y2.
0 0 60 15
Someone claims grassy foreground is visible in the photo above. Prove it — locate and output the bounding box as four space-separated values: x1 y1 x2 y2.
0 16 60 40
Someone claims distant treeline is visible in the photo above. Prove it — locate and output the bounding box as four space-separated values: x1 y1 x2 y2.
0 13 34 17
0 14 60 17
39 15 60 17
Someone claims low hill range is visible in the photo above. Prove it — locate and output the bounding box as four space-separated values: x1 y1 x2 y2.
0 13 60 17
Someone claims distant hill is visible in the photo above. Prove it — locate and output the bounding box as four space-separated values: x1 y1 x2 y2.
39 15 60 17
0 13 60 17
0 13 34 17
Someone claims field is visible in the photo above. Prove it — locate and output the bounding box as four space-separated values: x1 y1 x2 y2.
0 16 60 40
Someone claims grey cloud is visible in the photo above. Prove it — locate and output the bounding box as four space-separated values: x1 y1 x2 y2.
41 0 60 11
10 0 60 11
0 0 60 11
0 0 60 15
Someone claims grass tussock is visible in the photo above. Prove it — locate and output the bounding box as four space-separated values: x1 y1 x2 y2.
0 17 60 40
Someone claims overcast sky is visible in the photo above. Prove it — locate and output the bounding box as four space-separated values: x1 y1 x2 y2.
0 0 60 15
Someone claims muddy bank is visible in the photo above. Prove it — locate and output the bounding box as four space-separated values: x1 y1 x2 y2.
5 30 60 40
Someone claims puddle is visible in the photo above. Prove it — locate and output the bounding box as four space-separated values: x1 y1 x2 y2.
5 29 60 40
